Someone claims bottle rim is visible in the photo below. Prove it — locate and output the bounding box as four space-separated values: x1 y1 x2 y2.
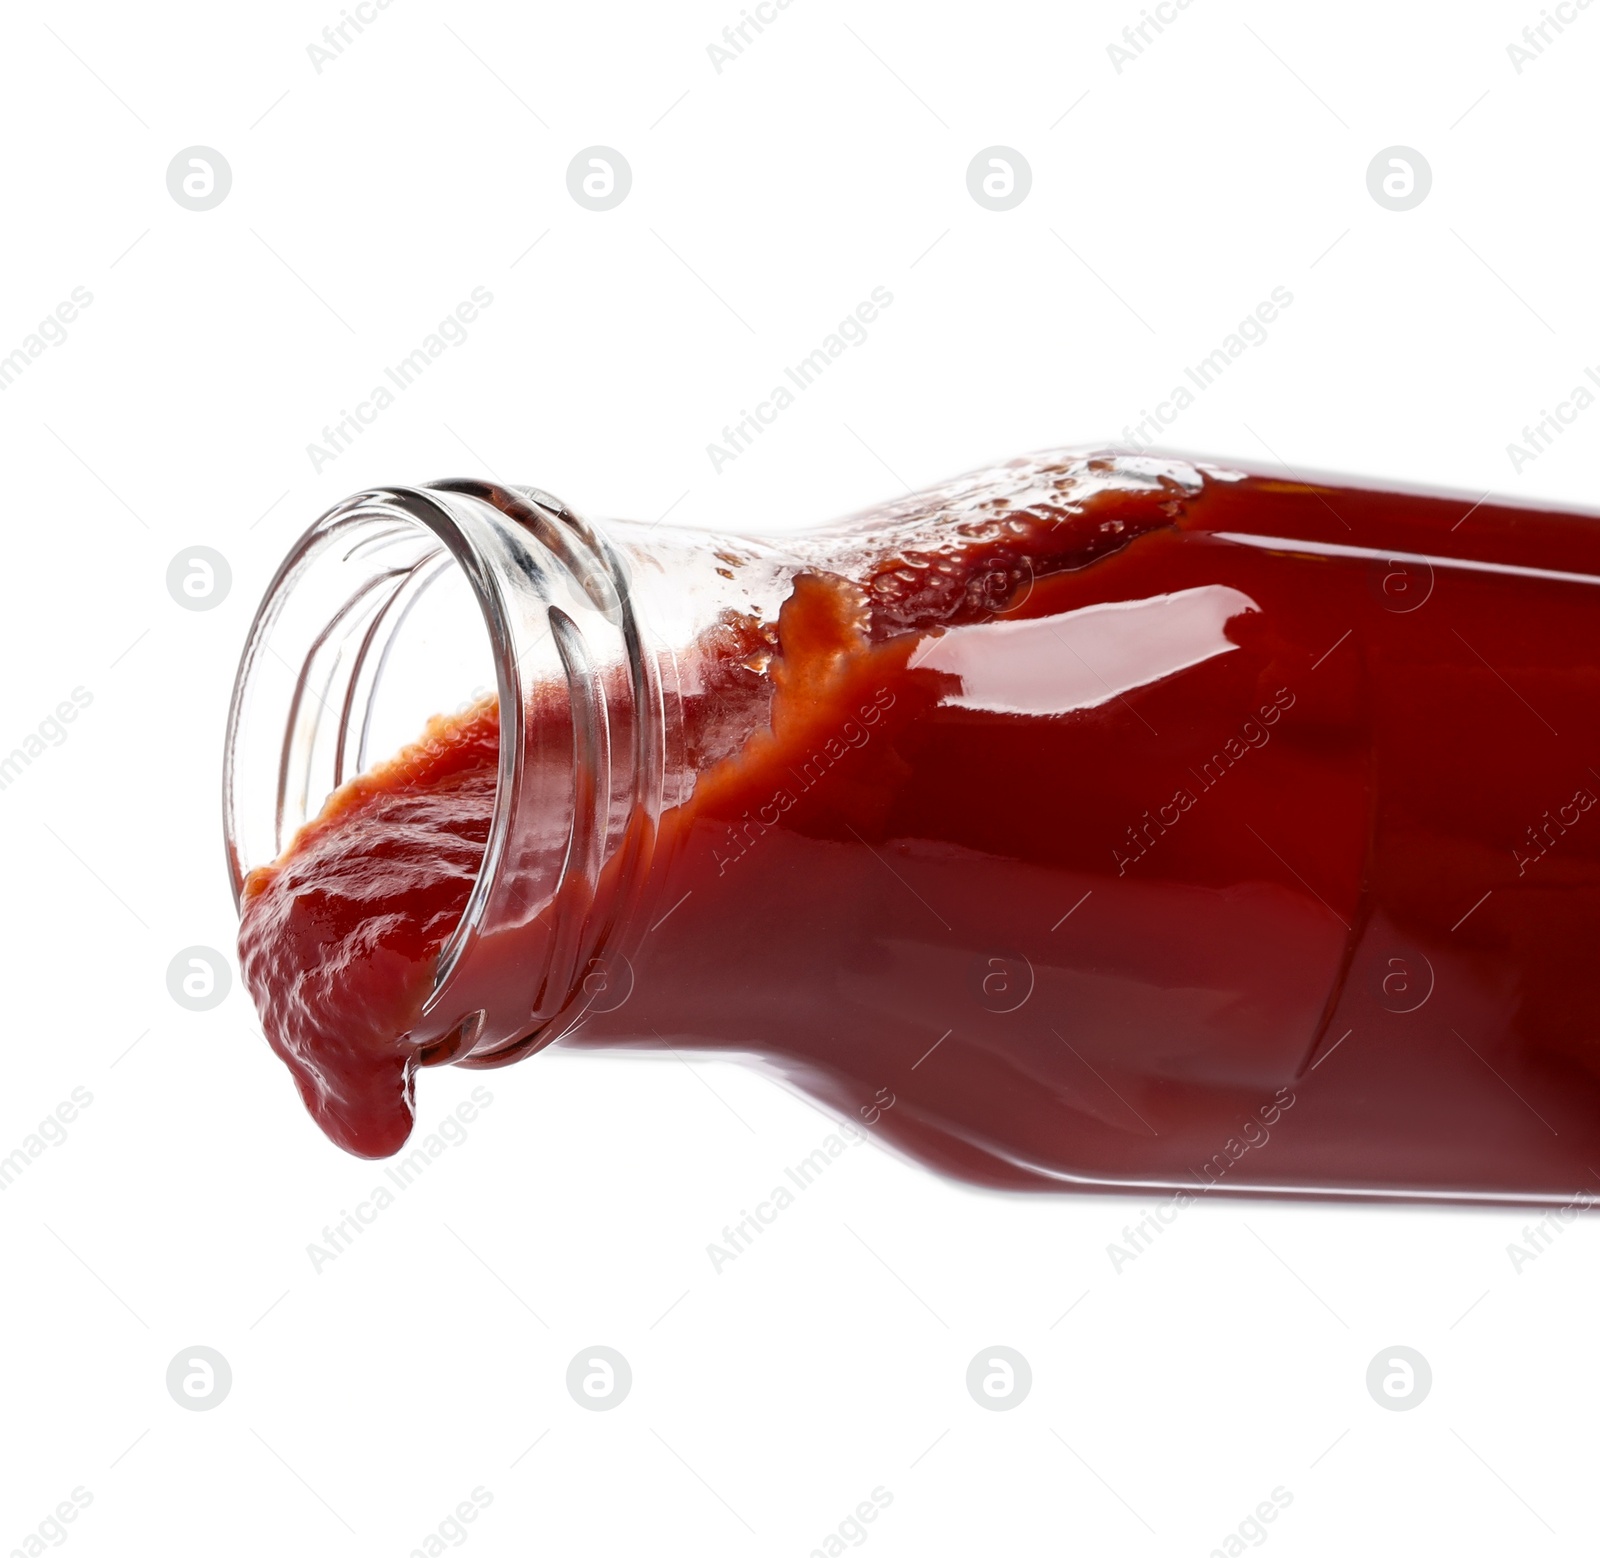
222 478 666 1070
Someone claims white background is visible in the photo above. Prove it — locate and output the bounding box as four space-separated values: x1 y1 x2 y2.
1 1 1596 1553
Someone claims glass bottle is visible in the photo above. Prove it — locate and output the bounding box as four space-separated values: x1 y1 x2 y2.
225 452 1600 1203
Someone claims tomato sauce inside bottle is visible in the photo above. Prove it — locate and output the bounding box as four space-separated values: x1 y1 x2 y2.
238 453 1600 1201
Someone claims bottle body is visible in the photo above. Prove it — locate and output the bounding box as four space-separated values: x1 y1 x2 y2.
229 453 1600 1199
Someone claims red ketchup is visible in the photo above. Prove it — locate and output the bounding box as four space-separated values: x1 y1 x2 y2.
233 452 1600 1203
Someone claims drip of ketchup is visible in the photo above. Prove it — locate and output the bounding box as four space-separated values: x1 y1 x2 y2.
239 454 1600 1201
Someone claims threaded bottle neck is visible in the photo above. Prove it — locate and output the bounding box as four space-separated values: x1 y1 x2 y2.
224 477 674 1069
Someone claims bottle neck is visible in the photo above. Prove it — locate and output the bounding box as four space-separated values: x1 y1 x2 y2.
225 477 796 1070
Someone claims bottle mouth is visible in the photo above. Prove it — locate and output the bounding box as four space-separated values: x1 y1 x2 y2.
223 479 667 1068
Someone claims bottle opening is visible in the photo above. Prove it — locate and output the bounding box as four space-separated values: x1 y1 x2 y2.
224 492 504 983
225 482 666 1090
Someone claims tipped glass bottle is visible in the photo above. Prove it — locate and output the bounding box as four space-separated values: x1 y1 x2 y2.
227 452 1600 1203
